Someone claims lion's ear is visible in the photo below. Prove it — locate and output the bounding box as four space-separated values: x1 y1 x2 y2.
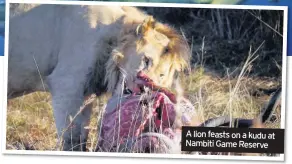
136 16 156 36
104 49 124 93
111 49 124 64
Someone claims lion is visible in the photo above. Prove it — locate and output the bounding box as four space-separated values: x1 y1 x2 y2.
7 3 191 151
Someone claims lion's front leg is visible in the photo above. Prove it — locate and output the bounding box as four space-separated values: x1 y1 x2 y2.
45 26 98 151
48 75 92 151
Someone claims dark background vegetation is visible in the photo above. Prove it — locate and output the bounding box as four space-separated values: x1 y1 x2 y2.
138 7 284 81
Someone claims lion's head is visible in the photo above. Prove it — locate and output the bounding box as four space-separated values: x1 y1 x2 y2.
105 15 191 97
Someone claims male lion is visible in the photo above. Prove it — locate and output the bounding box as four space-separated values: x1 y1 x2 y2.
7 3 191 151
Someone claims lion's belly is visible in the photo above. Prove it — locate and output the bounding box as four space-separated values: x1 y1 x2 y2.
7 57 53 99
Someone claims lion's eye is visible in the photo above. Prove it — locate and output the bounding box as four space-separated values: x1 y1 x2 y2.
144 57 150 66
143 56 152 69
163 47 169 54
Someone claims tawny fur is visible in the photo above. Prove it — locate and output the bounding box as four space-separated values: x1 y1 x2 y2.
7 3 191 151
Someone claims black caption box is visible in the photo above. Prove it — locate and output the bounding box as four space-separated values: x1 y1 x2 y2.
181 126 285 154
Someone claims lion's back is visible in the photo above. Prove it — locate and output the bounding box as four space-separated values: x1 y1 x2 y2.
7 4 133 97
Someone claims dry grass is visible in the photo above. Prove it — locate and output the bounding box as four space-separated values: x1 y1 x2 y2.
180 67 281 129
5 66 281 152
6 92 56 150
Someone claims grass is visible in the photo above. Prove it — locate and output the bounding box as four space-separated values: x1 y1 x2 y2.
6 92 56 150
5 66 282 152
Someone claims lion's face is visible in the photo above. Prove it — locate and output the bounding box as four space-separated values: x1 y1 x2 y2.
106 16 190 95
